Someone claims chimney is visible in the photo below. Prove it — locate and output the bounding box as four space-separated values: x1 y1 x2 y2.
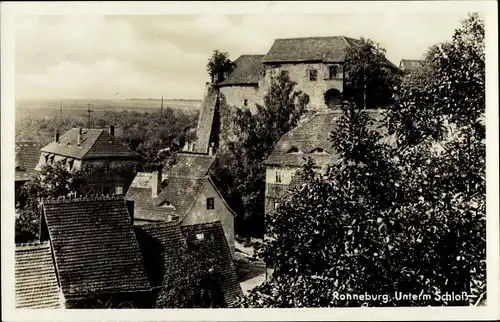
151 168 162 198
55 130 60 143
109 125 115 137
77 128 83 146
126 200 135 224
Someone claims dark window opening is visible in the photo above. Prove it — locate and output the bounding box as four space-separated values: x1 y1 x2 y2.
207 197 215 210
243 99 248 107
309 69 318 81
280 70 289 78
103 186 111 195
104 163 110 174
276 171 282 183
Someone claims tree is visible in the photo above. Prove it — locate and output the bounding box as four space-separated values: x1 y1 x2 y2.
206 50 235 84
15 161 90 243
343 38 402 110
239 13 485 307
210 75 309 237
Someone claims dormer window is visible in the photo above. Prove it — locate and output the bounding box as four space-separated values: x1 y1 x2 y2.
287 147 301 154
160 201 175 208
311 148 328 154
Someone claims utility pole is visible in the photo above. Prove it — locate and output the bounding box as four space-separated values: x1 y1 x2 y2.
87 103 93 128
160 96 163 116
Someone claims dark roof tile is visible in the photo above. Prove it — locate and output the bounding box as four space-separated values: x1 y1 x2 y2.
264 110 388 167
15 141 40 181
180 222 243 307
217 55 265 86
40 128 141 160
42 196 151 297
15 242 61 308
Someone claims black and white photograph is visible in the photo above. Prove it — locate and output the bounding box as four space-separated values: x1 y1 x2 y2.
1 1 498 320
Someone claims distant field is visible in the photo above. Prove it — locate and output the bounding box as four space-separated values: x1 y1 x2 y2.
15 98 202 120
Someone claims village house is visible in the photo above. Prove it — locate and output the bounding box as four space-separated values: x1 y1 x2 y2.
399 59 424 72
36 126 143 195
16 195 242 308
15 141 40 203
125 152 236 256
263 109 391 215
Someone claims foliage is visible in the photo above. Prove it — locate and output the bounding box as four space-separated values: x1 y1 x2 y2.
343 38 402 109
15 162 90 243
239 13 485 307
206 50 236 84
210 75 310 237
15 108 198 166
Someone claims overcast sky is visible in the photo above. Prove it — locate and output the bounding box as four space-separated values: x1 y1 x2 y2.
15 12 474 100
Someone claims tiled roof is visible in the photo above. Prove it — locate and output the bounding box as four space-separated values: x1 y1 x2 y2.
400 59 424 71
15 141 40 181
180 222 243 307
41 196 151 297
217 55 265 86
264 110 387 167
127 153 217 222
15 242 61 308
262 36 354 63
154 177 207 218
165 153 216 179
262 36 397 68
194 87 218 154
134 222 186 289
40 128 142 160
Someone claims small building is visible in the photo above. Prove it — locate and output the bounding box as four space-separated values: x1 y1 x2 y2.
15 241 63 309
263 109 390 215
399 59 424 72
36 126 143 195
134 221 243 308
15 141 40 203
125 152 236 256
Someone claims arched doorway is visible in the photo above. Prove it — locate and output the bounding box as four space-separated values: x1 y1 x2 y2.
324 88 342 109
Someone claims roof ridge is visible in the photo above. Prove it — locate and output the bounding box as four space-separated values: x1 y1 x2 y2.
42 194 126 204
274 35 344 41
15 241 50 250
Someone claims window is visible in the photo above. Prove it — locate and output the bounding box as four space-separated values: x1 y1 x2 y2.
85 164 93 173
280 70 289 78
132 162 138 173
68 159 74 171
49 155 55 165
287 147 300 153
115 185 123 195
274 202 280 210
275 171 282 183
243 99 248 107
309 69 318 81
44 154 49 163
206 197 215 210
104 163 110 174
329 66 338 79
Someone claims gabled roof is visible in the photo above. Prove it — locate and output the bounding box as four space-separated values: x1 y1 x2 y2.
41 196 151 297
40 128 142 160
264 110 388 167
400 59 424 71
15 141 40 181
180 222 243 307
262 36 357 63
127 153 221 222
194 87 218 154
15 242 62 308
217 55 265 86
